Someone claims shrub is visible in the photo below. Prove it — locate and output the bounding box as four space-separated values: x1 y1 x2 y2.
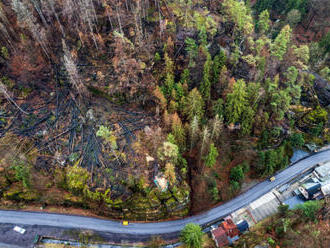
207 177 219 201
96 125 117 150
1 47 9 59
278 204 289 216
319 32 330 54
66 163 90 194
267 237 276 246
10 159 31 188
286 9 301 26
230 180 240 191
289 133 304 148
241 161 250 173
230 165 244 182
154 52 161 62
304 106 328 124
310 122 323 137
295 200 321 221
54 168 67 189
209 186 219 201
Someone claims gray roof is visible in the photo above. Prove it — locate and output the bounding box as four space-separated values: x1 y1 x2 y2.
321 183 330 196
315 161 330 178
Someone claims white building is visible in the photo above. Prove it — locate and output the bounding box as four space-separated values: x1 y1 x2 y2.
314 161 330 179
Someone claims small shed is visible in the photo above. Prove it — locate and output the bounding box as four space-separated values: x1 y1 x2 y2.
211 226 229 248
236 220 249 234
321 183 330 197
298 186 309 200
154 174 168 192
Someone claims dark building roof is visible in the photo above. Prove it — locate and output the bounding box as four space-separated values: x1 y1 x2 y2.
211 226 229 247
305 183 321 199
236 220 249 234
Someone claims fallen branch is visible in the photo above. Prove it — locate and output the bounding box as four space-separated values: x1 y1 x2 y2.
0 82 29 115
36 125 78 153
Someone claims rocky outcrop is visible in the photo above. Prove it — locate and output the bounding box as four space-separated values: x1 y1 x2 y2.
98 183 190 221
313 72 330 107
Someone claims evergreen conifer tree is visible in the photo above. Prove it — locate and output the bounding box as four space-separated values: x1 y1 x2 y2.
203 143 219 168
257 10 270 34
200 51 212 101
271 25 292 61
225 79 248 124
184 88 205 121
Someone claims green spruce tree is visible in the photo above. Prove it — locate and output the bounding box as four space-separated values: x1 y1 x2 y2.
257 10 270 34
225 79 248 124
200 51 212 101
184 88 205 121
271 25 292 61
203 143 219 168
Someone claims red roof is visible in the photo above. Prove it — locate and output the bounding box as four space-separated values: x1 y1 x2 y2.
211 227 229 247
220 219 240 238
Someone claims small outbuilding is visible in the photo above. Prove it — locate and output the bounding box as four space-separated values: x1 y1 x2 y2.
211 226 229 247
321 183 330 197
154 173 168 192
236 220 249 234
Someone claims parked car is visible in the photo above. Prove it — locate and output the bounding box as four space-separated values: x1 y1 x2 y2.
269 176 276 182
13 226 26 234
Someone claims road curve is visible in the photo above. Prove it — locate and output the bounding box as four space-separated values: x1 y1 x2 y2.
0 149 329 236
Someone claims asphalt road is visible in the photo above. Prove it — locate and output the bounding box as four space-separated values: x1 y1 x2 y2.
0 149 329 237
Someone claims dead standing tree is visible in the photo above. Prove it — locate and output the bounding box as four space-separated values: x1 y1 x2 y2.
62 39 89 97
11 0 50 58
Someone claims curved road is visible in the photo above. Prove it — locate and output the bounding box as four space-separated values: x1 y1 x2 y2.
0 149 329 237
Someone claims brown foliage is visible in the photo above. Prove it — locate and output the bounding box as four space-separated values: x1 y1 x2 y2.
222 77 235 99
171 112 182 127
10 50 47 84
153 86 167 110
111 33 145 97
